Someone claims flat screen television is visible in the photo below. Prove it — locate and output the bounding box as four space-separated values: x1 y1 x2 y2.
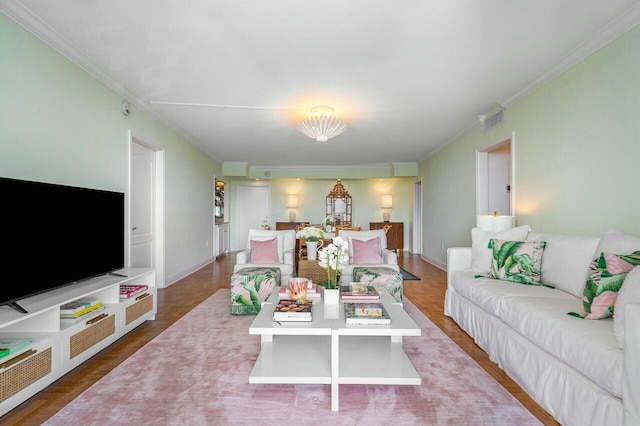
1 177 125 313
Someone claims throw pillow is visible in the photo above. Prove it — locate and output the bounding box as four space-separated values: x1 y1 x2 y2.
248 233 284 263
471 225 531 274
614 266 640 349
489 239 547 285
249 237 279 264
569 251 640 319
352 237 383 264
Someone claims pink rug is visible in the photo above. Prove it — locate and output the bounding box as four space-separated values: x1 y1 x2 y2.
45 290 542 425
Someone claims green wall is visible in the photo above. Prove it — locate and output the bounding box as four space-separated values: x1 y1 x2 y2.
0 14 222 285
420 26 640 267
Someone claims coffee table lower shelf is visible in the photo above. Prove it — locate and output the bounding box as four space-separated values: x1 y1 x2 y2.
249 335 331 384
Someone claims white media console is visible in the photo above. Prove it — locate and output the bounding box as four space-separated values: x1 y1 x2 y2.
0 268 156 416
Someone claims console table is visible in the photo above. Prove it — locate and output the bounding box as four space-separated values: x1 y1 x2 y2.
370 222 404 252
249 289 421 411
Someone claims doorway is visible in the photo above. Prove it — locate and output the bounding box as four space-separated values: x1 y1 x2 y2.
129 134 165 287
412 179 422 254
235 182 271 250
476 134 513 216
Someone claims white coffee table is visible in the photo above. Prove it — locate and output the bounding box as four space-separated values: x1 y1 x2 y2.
249 287 421 411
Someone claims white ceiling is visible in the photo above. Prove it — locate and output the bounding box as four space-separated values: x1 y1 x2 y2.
3 1 640 168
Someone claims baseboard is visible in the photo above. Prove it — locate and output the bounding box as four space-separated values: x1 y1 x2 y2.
421 255 446 271
165 257 215 287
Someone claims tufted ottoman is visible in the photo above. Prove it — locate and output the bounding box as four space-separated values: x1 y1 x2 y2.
230 266 281 315
352 266 403 303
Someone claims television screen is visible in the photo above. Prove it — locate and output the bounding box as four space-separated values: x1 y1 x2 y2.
1 177 125 313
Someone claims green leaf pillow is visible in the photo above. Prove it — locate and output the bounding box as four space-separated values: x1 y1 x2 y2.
489 239 547 285
569 251 640 320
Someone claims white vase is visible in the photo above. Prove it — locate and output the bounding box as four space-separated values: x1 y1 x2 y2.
306 240 319 260
323 288 340 304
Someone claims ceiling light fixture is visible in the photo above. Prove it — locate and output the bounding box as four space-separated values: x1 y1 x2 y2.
297 106 346 142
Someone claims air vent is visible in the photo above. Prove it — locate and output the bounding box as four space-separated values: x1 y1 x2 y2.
483 109 504 132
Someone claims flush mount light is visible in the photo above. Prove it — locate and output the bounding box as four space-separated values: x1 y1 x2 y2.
297 106 346 142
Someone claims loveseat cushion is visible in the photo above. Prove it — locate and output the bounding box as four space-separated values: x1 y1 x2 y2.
615 266 640 349
499 295 623 398
451 271 573 316
526 232 600 297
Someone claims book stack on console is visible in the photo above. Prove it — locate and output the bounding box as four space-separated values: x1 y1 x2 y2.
278 283 321 300
120 284 149 299
60 298 104 324
273 300 313 322
340 283 380 301
0 337 34 359
344 302 391 325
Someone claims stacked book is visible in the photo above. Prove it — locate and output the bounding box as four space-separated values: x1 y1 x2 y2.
344 302 391 325
273 300 313 322
120 284 149 299
340 283 380 301
278 283 322 300
60 298 104 324
0 337 33 359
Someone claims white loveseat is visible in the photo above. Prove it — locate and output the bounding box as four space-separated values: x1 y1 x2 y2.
445 228 640 426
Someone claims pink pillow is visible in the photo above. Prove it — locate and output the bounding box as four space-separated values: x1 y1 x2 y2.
250 237 279 263
352 237 383 264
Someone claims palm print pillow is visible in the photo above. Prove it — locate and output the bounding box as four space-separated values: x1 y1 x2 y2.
569 251 640 319
489 239 547 285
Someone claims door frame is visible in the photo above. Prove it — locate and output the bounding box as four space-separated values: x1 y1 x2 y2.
412 179 422 254
128 131 166 287
476 131 516 217
235 182 271 251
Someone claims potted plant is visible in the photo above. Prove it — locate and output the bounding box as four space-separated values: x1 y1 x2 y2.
296 227 324 260
318 236 349 304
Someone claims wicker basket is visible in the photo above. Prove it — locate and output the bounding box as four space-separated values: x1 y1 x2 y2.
0 348 52 402
125 293 153 325
70 314 115 359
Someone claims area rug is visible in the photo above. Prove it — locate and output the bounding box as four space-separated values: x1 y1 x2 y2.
45 290 542 426
399 267 420 280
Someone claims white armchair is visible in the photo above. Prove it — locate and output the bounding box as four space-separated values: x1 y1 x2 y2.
233 229 297 284
336 229 399 284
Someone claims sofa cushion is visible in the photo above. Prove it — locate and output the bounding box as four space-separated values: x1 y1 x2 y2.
352 236 383 264
572 251 640 320
489 239 546 285
249 237 279 263
596 228 640 255
614 266 640 349
451 271 572 316
471 225 530 274
499 295 623 399
527 232 600 297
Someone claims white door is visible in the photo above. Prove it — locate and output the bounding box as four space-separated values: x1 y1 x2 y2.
131 142 155 268
236 183 270 250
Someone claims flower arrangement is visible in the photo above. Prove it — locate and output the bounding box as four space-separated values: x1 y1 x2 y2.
323 216 335 227
296 226 324 242
318 236 349 289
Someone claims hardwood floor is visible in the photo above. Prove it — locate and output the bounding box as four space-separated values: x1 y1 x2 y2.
2 253 559 425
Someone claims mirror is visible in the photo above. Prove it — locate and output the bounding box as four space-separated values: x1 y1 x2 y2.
326 179 352 225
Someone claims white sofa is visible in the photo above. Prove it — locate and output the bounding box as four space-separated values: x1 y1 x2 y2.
336 229 399 284
445 228 640 426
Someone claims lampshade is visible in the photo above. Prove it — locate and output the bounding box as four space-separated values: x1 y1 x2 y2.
297 106 346 142
381 195 393 209
286 194 298 208
476 214 515 233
